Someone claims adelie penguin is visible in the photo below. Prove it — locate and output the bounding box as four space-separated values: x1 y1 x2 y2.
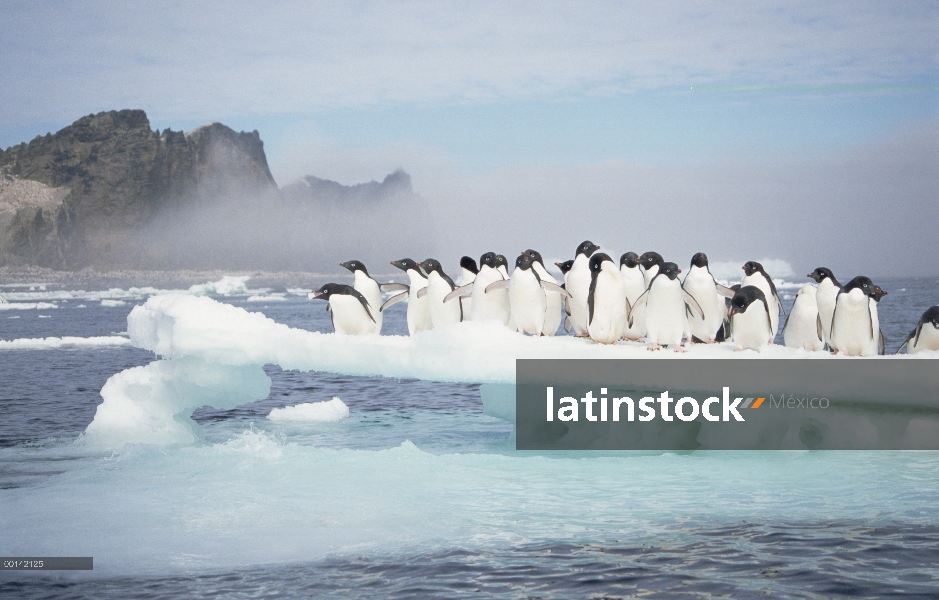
495 252 569 336
383 258 433 335
630 262 703 352
897 306 939 354
682 252 734 343
445 252 511 325
783 284 824 351
730 286 774 351
555 259 575 333
586 253 628 344
309 284 377 335
339 260 385 335
457 256 479 317
830 276 882 356
807 267 842 350
619 252 646 341
419 258 463 327
638 251 665 289
526 249 563 336
565 240 600 336
741 261 784 338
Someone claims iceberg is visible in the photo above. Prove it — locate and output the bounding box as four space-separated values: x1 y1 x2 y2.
268 397 350 422
0 335 131 350
188 275 251 296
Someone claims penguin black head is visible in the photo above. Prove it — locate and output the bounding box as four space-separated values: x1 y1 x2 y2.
691 252 709 269
419 259 444 276
639 252 664 270
659 262 681 280
807 267 836 284
460 256 479 274
589 252 613 274
872 285 888 302
731 285 767 314
340 260 368 275
390 258 422 274
844 276 878 298
620 252 639 269
742 261 765 277
555 259 574 274
524 249 545 267
479 252 497 269
309 283 348 301
515 252 535 270
495 254 509 269
576 240 600 258
924 306 939 328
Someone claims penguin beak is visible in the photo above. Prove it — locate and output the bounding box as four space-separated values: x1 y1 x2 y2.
308 291 323 300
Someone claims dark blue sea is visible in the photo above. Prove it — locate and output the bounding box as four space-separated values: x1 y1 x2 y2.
1 272 938 599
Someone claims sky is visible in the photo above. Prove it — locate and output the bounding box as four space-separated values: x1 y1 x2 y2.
1 1 937 276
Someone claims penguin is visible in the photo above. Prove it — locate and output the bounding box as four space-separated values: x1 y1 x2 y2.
829 276 881 356
783 284 824 351
383 258 433 335
445 252 512 325
457 256 478 318
741 261 784 338
619 252 647 341
638 251 665 289
496 254 518 331
631 262 703 352
419 258 463 327
586 253 628 344
714 284 741 342
681 252 733 343
309 284 377 335
729 286 774 351
565 240 601 336
508 252 547 336
807 267 842 350
339 260 383 334
897 306 939 354
526 249 563 336
871 285 888 355
555 260 575 333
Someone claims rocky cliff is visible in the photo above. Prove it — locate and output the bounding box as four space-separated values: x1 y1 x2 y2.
0 110 277 268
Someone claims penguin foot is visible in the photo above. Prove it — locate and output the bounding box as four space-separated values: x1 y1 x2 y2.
674 345 688 353
734 346 744 352
647 344 661 351
708 338 716 344
575 333 590 338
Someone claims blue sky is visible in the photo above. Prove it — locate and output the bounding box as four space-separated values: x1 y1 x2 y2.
1 1 937 274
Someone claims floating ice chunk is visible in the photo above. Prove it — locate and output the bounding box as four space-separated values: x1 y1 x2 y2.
709 258 795 283
0 301 57 310
268 397 350 422
188 276 251 296
247 294 286 302
101 299 128 307
0 336 131 350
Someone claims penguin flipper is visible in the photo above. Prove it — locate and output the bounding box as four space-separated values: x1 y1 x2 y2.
380 291 409 312
896 329 915 354
682 291 705 320
815 314 823 343
380 283 409 293
540 281 570 297
627 291 649 321
715 284 736 298
563 315 572 332
485 280 511 293
416 287 428 298
443 283 473 303
878 330 885 355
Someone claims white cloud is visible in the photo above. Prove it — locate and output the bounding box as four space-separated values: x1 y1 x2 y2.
0 1 936 126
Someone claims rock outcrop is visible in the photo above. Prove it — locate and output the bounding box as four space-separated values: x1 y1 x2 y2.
0 110 277 268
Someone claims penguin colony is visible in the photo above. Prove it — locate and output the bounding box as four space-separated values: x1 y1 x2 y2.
308 242 939 356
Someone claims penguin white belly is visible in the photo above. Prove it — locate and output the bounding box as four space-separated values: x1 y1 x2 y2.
352 272 382 334
329 295 375 335
426 274 462 327
783 285 823 351
470 268 511 324
534 264 562 336
682 269 722 342
910 323 939 354
732 308 773 350
587 269 627 344
405 273 431 335
831 292 876 356
509 270 546 335
645 281 685 347
620 266 646 340
816 280 839 347
742 273 779 336
566 256 592 335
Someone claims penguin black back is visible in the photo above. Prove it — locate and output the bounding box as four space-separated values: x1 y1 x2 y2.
587 253 614 324
460 256 479 274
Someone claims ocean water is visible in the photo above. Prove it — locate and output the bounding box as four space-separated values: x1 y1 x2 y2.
1 274 938 599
